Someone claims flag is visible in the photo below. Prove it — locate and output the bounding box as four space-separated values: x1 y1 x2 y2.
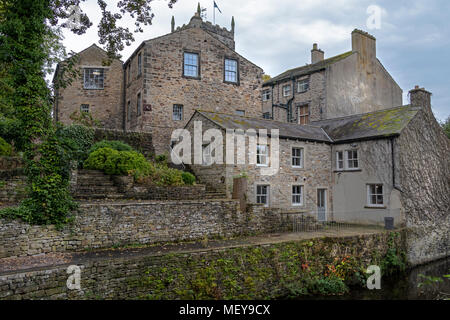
214 1 222 14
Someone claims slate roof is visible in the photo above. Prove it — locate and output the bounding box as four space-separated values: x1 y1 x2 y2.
195 111 332 143
193 106 420 144
311 105 420 143
263 51 354 86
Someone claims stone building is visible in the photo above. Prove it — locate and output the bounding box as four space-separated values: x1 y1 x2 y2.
183 86 449 252
262 29 403 123
53 8 264 155
53 44 124 129
124 10 263 154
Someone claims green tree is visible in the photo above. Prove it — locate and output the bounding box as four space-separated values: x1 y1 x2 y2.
0 0 177 225
441 116 450 139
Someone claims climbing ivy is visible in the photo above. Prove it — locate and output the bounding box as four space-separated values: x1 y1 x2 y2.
0 0 178 225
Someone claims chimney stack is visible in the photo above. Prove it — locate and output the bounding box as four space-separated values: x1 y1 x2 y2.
409 86 432 111
351 29 376 66
311 43 324 64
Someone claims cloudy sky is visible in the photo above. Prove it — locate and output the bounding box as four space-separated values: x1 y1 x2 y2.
60 0 450 121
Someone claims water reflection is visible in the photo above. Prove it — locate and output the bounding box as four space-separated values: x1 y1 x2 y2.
301 257 450 300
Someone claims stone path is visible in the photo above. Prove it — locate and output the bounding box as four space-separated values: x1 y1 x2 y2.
0 225 385 276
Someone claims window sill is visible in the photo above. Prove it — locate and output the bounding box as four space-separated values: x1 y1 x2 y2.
334 169 362 173
256 164 269 167
224 80 240 86
297 90 309 94
83 88 104 90
364 205 387 209
183 75 201 80
292 166 304 169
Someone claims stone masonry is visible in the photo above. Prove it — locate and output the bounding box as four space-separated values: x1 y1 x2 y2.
124 12 263 155
53 45 124 129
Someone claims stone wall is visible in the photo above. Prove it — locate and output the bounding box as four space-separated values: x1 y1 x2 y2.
0 157 24 171
54 45 124 130
92 128 154 157
0 231 406 300
0 174 26 205
0 200 280 259
125 14 263 155
396 91 450 265
263 71 326 123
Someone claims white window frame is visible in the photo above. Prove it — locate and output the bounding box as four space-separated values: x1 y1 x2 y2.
256 144 269 167
262 89 271 101
336 151 344 170
184 52 199 78
83 68 104 90
80 104 89 113
367 184 384 207
347 150 359 170
292 147 304 168
224 58 238 83
173 104 183 121
336 149 359 170
297 78 310 93
256 185 270 207
292 185 304 206
282 84 291 97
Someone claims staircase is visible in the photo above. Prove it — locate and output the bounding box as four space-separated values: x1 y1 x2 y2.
74 170 125 200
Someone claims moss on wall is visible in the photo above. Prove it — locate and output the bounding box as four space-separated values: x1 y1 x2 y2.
137 231 407 300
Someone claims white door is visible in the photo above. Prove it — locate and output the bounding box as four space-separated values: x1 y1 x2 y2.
317 189 327 222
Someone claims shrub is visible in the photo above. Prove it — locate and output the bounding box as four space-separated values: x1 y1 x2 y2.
88 140 134 154
0 137 12 156
153 165 184 186
155 154 168 164
306 276 348 295
84 147 151 179
181 172 196 185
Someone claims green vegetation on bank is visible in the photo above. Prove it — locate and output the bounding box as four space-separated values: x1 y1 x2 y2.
139 232 407 300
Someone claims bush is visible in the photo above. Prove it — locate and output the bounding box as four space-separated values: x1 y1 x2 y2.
306 276 348 295
155 154 168 164
153 164 184 186
88 140 134 154
56 124 94 164
181 172 196 185
0 136 12 156
84 147 151 179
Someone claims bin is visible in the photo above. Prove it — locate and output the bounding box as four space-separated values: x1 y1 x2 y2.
384 217 394 230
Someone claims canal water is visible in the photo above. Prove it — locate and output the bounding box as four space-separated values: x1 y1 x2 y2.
305 257 450 300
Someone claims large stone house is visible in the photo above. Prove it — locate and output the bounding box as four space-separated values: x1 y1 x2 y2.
184 87 449 264
262 29 403 123
53 9 264 155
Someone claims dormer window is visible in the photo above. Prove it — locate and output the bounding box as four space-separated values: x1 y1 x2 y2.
84 68 104 89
